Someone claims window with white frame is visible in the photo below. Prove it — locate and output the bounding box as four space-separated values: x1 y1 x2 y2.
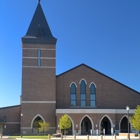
70 83 76 106
90 83 96 107
37 49 41 66
80 80 86 107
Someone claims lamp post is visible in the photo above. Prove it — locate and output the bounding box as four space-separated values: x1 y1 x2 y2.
21 113 23 137
58 125 60 133
126 106 130 140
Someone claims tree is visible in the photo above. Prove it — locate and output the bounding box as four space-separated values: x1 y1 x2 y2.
130 105 140 133
33 116 43 129
38 122 50 135
59 114 71 135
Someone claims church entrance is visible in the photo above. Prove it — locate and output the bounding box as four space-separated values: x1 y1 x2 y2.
0 124 3 134
81 117 92 135
100 117 111 135
120 117 130 133
61 123 72 135
32 116 43 134
67 123 72 135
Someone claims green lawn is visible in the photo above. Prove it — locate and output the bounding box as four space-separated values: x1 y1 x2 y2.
9 135 51 139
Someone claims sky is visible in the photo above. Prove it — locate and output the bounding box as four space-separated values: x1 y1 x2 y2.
0 0 140 108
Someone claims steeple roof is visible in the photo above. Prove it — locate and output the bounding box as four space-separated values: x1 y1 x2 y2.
23 2 56 40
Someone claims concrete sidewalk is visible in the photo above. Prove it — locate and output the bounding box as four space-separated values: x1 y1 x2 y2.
0 135 139 140
51 135 140 140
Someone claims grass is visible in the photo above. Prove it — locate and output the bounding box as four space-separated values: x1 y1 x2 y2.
9 135 51 139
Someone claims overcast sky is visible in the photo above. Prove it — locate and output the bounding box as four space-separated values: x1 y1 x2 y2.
0 0 140 107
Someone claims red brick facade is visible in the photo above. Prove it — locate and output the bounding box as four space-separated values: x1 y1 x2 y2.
0 105 20 135
0 2 140 136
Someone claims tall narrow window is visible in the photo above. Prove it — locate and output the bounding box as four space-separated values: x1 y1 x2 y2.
80 80 86 107
37 49 41 66
70 83 76 106
90 83 96 107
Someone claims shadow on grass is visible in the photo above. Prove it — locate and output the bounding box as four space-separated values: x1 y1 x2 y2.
9 135 51 139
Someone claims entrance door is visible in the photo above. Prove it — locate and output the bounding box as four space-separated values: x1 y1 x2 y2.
81 117 92 135
100 117 111 135
32 116 43 134
0 124 3 134
120 117 130 133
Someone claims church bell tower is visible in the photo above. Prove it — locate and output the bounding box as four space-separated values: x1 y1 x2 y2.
21 1 57 134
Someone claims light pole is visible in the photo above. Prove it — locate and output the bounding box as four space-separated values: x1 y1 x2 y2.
21 113 23 137
126 106 130 140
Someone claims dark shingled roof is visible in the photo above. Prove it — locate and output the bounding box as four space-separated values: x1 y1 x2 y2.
23 3 56 40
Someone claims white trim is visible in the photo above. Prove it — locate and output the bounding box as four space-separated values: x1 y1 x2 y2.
22 66 55 68
69 82 77 88
119 115 132 133
99 115 113 135
67 115 74 135
22 48 56 50
21 101 56 103
119 115 128 133
31 114 45 128
89 82 97 88
79 115 94 135
23 57 55 59
21 127 32 129
21 127 56 129
79 78 87 84
5 122 20 124
56 109 134 114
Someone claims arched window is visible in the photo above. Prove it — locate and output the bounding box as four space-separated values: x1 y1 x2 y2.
33 116 43 129
70 83 76 106
90 83 96 107
80 80 86 106
37 49 41 66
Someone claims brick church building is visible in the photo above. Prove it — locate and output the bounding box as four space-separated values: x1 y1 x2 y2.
0 1 140 136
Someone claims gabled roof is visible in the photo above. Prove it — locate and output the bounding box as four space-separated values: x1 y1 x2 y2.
0 105 20 110
23 2 56 40
57 63 140 94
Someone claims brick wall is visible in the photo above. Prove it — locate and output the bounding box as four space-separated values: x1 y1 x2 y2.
56 64 140 109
